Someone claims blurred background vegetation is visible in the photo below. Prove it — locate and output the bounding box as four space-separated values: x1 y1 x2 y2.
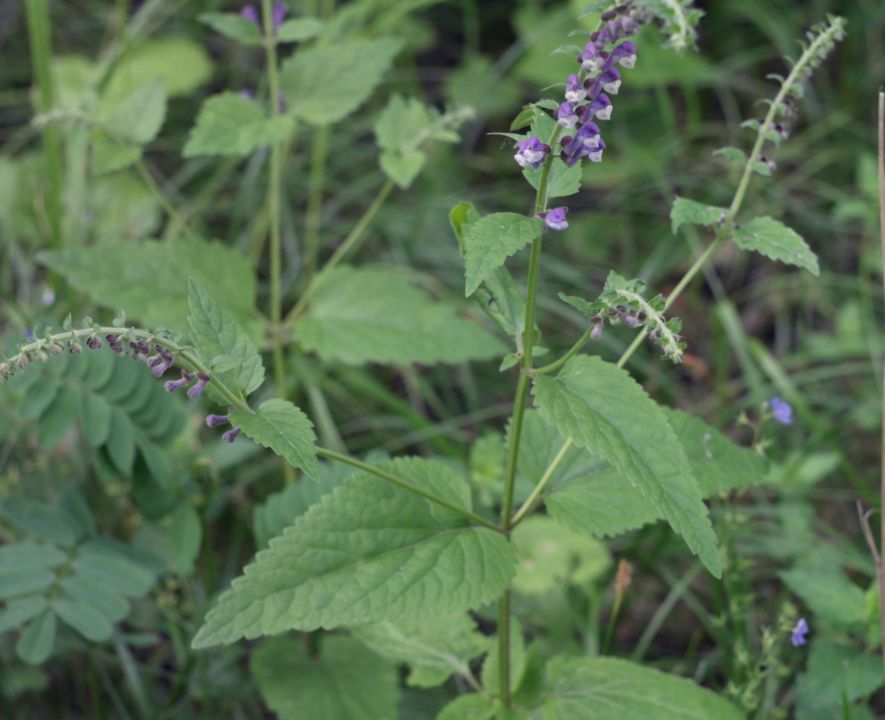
0 0 883 717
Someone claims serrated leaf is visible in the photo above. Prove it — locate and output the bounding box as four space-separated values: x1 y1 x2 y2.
252 635 399 720
192 458 515 646
545 408 764 540
293 266 505 365
543 656 745 719
523 159 582 200
713 146 746 164
253 462 352 549
437 694 498 720
276 17 325 42
670 196 727 234
40 237 258 338
230 399 318 480
188 278 264 398
352 614 491 688
733 216 819 275
532 356 722 576
199 12 262 45
464 213 541 297
280 38 402 125
16 610 56 665
184 92 294 157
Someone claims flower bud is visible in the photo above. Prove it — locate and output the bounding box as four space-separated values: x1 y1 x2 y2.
187 372 210 399
222 427 241 443
206 414 231 427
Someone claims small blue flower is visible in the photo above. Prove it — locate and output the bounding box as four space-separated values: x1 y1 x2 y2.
612 40 637 69
579 42 604 73
771 396 793 425
587 93 613 121
514 136 551 170
599 67 622 95
187 372 210 399
538 207 569 231
222 427 242 443
791 617 809 647
556 102 579 129
205 413 231 427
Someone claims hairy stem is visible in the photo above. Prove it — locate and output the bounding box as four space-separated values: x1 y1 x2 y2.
497 124 562 708
25 0 63 248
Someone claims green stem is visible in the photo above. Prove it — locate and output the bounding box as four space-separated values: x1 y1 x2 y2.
497 124 562 708
303 125 329 283
510 437 572 526
531 323 596 376
282 178 395 329
316 448 502 532
25 0 63 248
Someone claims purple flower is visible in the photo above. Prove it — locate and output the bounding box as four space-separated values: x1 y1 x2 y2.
272 1 287 32
239 88 255 101
106 334 124 354
205 414 231 427
538 207 569 231
771 396 793 425
591 323 603 340
790 618 809 647
187 372 210 399
514 136 551 170
562 133 605 166
579 42 604 73
222 427 241 443
612 41 637 69
164 373 190 393
565 74 587 103
556 102 579 129
241 4 259 25
599 67 622 95
86 335 102 350
576 121 602 147
587 93 613 121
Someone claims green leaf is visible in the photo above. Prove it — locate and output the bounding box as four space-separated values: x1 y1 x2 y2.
101 78 167 144
199 12 262 45
276 18 325 42
511 517 609 595
73 539 157 598
59 576 130 624
53 595 114 642
229 400 318 480
253 462 352 549
542 656 745 719
184 92 294 157
523 158 582 200
532 355 722 576
16 610 56 665
464 213 541 297
713 146 747 165
0 569 55 600
133 504 203 576
293 266 505 365
192 458 515 646
781 556 867 629
0 543 67 574
36 384 80 449
251 635 399 720
796 639 884 715
280 39 402 125
733 216 819 275
188 278 264 398
0 497 80 547
437 694 498 720
670 196 727 235
352 614 491 688
379 150 426 189
40 237 258 338
0 597 50 634
104 38 210 101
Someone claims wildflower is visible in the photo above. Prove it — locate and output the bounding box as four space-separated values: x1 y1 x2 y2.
86 335 102 350
538 207 569 231
579 43 604 73
599 67 622 95
611 41 637 68
587 93 613 121
790 617 809 647
164 372 191 393
770 396 793 425
514 136 551 170
271 1 287 32
205 414 231 427
565 74 587 103
150 356 173 378
187 372 210 399
106 334 124 354
222 427 241 443
556 102 579 129
239 88 255 101
241 4 259 25
591 322 604 340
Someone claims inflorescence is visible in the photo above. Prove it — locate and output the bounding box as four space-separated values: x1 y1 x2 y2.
0 321 239 443
513 1 651 234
